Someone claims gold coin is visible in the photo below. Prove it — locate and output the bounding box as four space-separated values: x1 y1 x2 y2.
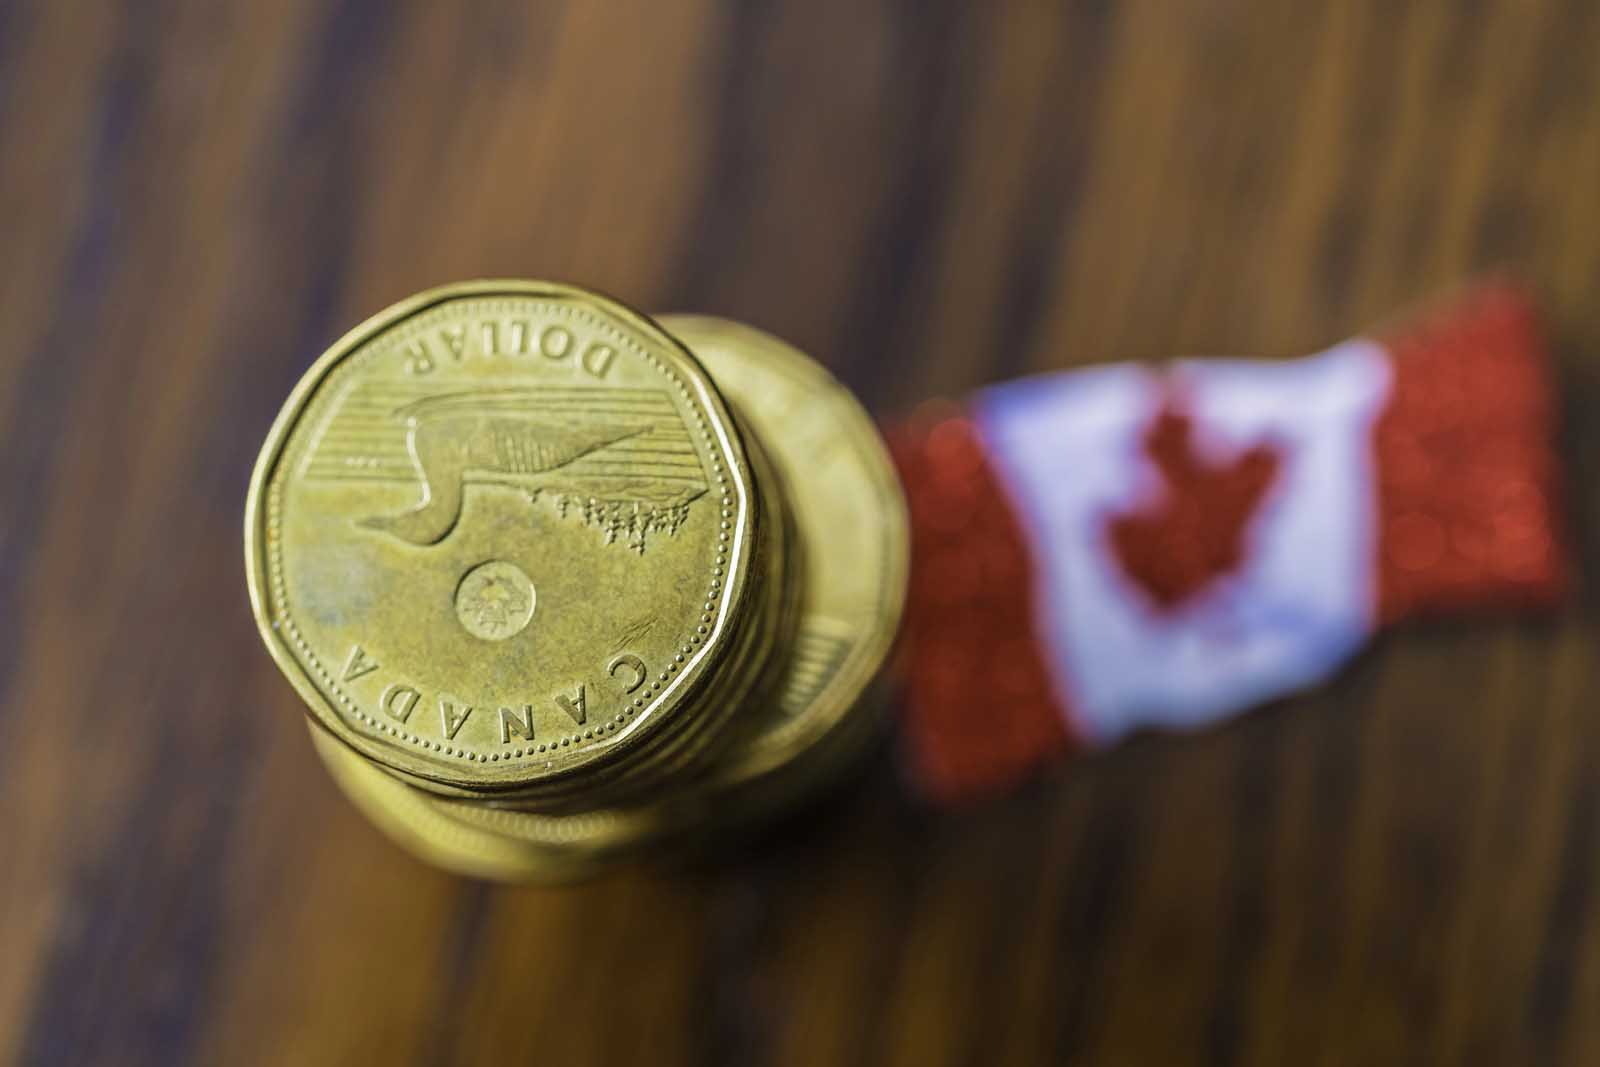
666 316 906 792
246 281 763 796
311 315 908 878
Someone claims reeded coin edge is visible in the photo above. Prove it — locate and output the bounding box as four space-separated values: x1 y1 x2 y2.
245 281 759 791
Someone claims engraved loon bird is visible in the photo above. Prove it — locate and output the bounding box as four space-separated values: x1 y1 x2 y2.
359 391 654 545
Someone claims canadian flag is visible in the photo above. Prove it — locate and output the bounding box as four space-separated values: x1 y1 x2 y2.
892 283 1568 801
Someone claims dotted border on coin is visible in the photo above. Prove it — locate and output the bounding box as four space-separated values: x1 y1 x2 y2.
264 299 740 763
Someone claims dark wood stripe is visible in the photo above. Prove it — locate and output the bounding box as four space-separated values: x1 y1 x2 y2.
1472 0 1600 265
952 779 1062 1067
1203 714 1287 1067
15 695 252 1065
1312 8 1409 311
1525 785 1595 1061
16 2 409 1062
826 0 987 411
417 882 494 1067
662 0 781 315
1524 658 1599 1062
1048 772 1147 1061
1391 2 1491 285
841 766 938 1067
690 854 782 1067
984 1 1115 384
0 0 148 723
0 0 34 120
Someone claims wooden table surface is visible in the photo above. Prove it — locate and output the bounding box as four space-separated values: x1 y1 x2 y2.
6 2 1600 1063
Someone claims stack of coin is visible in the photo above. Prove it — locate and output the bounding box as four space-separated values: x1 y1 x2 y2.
246 282 907 880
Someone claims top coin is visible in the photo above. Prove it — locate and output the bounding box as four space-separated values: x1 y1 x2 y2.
245 281 760 793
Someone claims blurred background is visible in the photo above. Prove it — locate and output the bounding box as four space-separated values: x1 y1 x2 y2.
5 1 1600 1064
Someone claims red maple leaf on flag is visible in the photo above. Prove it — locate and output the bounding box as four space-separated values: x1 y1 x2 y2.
1106 398 1284 611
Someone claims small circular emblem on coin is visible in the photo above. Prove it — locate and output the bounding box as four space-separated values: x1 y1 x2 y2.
455 560 536 640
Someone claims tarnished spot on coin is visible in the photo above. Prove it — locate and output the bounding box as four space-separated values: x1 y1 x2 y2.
246 281 759 794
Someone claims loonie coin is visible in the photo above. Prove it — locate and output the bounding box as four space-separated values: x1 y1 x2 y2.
310 315 908 879
246 281 764 797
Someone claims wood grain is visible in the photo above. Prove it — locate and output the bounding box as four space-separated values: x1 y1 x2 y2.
4 1 1600 1063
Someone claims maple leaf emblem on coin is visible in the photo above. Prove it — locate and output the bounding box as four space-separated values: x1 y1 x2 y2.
466 572 525 629
454 560 537 641
1105 397 1284 610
